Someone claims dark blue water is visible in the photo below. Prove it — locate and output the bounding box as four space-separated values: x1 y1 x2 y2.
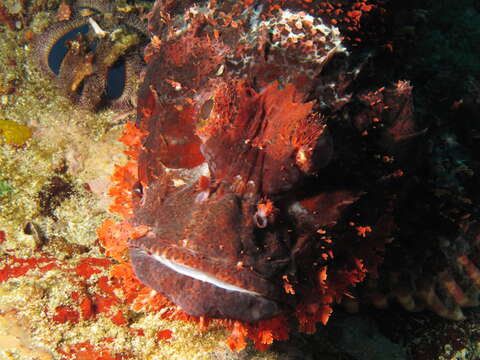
47 23 90 75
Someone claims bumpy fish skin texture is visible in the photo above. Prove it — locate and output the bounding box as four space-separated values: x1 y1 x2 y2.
129 0 359 322
127 0 480 324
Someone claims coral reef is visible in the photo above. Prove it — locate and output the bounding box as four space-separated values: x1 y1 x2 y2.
1 0 479 358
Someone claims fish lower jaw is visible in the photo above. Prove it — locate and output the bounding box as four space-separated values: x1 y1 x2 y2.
148 250 262 296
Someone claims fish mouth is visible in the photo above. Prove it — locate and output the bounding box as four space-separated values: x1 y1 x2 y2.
129 247 285 322
150 251 262 296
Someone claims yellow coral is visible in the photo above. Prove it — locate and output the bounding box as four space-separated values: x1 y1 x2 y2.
0 119 32 146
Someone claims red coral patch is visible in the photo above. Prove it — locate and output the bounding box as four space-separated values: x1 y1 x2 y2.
156 329 173 341
0 256 57 283
111 310 128 326
75 257 112 280
53 305 80 324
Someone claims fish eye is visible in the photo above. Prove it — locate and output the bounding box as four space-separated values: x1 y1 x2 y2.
253 212 268 228
133 181 143 197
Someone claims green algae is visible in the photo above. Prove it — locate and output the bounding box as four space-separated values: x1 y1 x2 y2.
0 181 12 197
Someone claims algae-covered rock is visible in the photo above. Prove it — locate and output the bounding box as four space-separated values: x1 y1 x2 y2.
0 120 32 146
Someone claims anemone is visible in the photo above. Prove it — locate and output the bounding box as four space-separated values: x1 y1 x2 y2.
32 0 147 111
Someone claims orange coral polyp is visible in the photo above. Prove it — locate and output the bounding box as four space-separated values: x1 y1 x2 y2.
226 321 249 351
156 329 173 341
119 121 148 149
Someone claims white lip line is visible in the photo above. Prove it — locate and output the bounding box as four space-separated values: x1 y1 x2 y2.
150 253 261 296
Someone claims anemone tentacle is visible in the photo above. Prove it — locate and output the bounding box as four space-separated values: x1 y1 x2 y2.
123 14 149 36
75 0 115 14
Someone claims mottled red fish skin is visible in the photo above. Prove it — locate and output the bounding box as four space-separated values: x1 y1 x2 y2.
128 0 389 324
